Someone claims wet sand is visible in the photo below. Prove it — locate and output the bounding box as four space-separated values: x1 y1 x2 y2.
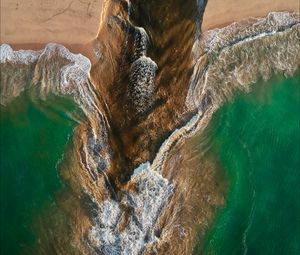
202 0 299 31
7 42 98 64
2 0 299 59
1 0 299 254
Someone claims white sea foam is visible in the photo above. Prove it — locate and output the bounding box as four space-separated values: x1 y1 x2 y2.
0 44 40 64
1 11 299 255
0 41 173 254
89 162 173 255
137 11 300 201
89 11 300 254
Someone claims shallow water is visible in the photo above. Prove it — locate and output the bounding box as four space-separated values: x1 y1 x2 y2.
0 92 77 254
194 73 300 254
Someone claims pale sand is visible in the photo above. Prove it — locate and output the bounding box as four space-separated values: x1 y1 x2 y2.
0 0 103 44
202 0 299 31
1 0 299 59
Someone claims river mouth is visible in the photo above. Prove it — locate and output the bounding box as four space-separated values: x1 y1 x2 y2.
0 1 299 254
192 73 300 254
0 91 79 254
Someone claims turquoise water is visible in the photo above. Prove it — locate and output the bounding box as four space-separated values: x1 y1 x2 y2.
195 73 300 254
0 92 77 255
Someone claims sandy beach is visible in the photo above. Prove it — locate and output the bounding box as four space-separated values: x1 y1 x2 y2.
1 0 299 253
0 0 104 44
202 0 299 31
1 0 299 58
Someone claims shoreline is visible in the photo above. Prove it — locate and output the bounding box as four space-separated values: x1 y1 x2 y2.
1 1 298 61
202 0 299 31
7 42 98 64
1 4 300 255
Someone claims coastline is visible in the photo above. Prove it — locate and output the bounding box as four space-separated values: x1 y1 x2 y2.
7 42 98 64
1 10 299 254
202 0 299 31
2 0 298 60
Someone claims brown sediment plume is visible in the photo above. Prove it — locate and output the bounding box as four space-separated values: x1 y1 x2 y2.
90 0 202 179
143 12 300 254
1 0 300 254
142 135 228 255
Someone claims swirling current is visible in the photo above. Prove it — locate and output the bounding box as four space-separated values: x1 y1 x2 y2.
0 0 299 254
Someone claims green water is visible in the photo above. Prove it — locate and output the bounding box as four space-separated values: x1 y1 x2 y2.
0 92 77 255
195 73 300 255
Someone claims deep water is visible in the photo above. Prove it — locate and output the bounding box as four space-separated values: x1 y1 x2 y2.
0 92 77 255
195 73 300 255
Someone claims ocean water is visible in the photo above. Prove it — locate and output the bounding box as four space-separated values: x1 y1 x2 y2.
195 73 300 254
0 92 77 255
